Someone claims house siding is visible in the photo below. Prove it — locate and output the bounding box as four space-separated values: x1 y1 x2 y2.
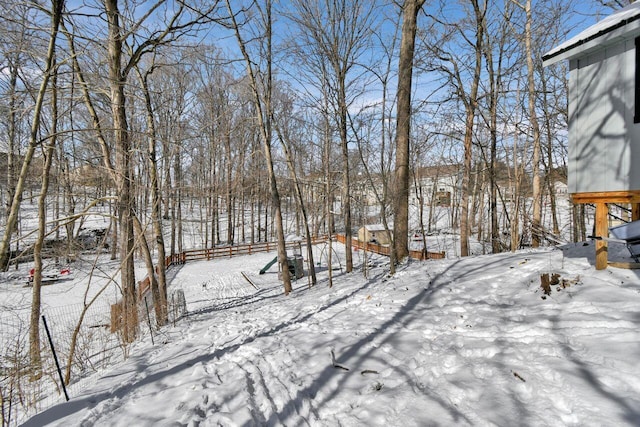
569 38 639 193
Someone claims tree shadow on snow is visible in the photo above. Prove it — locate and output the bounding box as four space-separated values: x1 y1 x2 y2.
550 313 640 425
21 268 385 425
25 255 541 426
260 257 529 426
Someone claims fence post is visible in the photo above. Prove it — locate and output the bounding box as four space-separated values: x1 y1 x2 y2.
172 293 176 327
144 296 154 345
41 315 69 402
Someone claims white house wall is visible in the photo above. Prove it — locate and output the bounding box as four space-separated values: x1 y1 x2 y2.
569 39 638 193
412 175 461 206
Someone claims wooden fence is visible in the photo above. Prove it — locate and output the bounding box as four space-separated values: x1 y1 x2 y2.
335 234 445 260
112 236 328 332
136 238 326 299
112 233 444 333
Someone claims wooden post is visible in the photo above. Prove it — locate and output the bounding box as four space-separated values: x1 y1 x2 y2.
632 203 640 221
595 202 609 270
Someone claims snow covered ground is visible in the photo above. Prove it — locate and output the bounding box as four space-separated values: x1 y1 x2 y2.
17 241 640 426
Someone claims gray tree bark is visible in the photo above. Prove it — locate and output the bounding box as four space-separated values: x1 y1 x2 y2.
393 0 426 268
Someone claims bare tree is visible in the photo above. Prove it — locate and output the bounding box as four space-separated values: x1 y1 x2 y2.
392 0 426 268
429 0 486 256
273 88 318 286
133 63 168 324
287 0 376 273
0 0 64 271
30 57 62 379
596 0 635 9
479 0 520 253
507 0 542 247
62 0 220 340
225 0 292 294
0 3 33 269
103 0 138 341
535 1 575 240
421 1 486 257
0 0 64 376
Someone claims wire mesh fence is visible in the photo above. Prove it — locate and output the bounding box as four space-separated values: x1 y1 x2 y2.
1 302 120 426
0 289 190 427
1 239 281 426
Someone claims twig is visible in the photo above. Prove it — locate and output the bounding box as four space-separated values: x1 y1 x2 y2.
330 349 349 371
512 371 526 382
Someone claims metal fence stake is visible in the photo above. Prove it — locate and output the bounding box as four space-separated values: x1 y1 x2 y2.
41 315 69 401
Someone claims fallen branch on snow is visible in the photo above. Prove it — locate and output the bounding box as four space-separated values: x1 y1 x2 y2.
330 349 349 371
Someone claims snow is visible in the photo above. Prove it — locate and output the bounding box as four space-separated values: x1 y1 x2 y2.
544 2 640 63
362 224 388 232
16 239 640 426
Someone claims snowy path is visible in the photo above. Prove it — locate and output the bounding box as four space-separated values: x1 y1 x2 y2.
23 244 640 426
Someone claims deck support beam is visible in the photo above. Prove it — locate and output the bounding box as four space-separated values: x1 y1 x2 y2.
595 203 609 270
570 192 640 270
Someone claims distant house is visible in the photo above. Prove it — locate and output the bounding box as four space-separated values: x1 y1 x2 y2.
412 164 462 208
553 180 568 197
543 3 640 268
350 172 387 207
358 224 391 245
70 164 112 190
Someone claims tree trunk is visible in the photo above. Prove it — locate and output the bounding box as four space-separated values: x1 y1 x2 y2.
460 0 484 257
393 0 425 266
226 0 291 294
27 0 63 375
0 0 64 271
524 0 542 248
133 215 161 322
338 78 353 273
324 101 334 288
30 65 60 378
105 0 137 342
275 126 317 286
225 132 233 244
173 141 184 254
3 61 19 269
137 67 168 325
482 15 502 254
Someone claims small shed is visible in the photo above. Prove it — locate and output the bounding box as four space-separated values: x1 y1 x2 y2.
543 3 640 269
358 224 391 245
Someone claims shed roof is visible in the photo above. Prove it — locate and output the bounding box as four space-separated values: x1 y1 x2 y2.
362 224 389 232
543 3 640 66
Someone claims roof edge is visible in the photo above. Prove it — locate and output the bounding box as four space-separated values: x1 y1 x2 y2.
543 13 640 66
